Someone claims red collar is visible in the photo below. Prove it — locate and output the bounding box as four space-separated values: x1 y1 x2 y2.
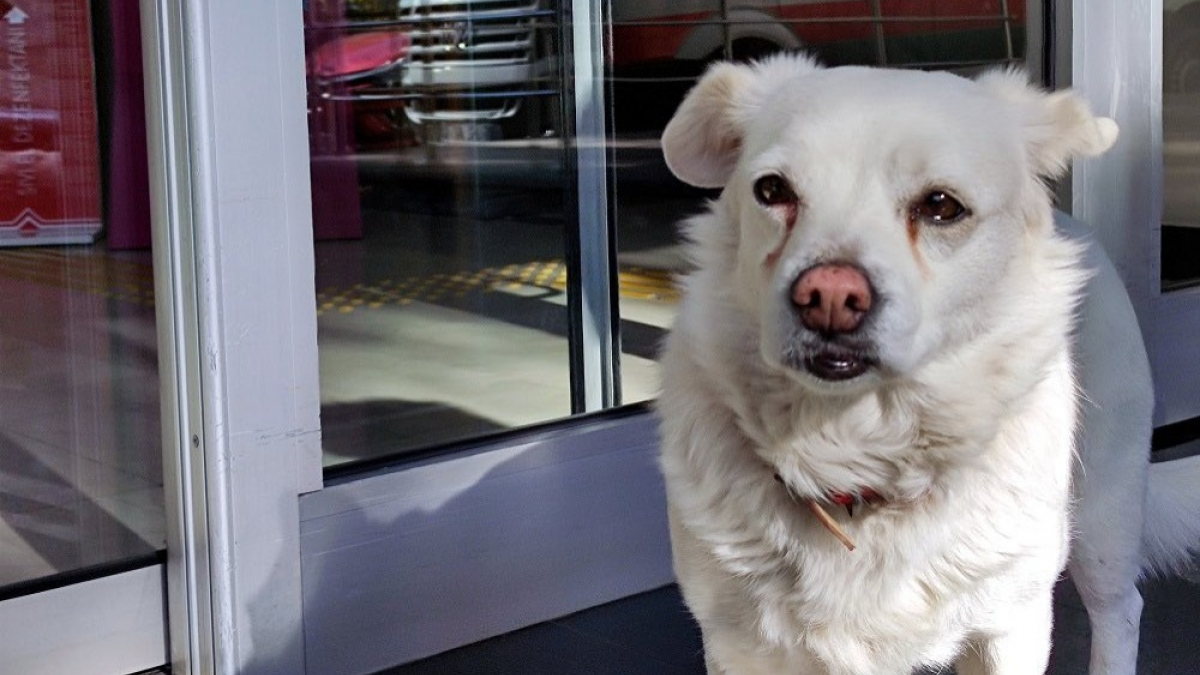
828 487 882 509
774 474 882 512
773 473 883 551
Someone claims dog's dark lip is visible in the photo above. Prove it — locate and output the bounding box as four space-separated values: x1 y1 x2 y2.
804 348 876 381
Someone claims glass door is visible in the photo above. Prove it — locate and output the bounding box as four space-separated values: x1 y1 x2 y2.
298 2 669 673
0 1 167 673
306 0 579 466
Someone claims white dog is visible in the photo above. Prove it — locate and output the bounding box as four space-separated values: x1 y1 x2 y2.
656 55 1200 675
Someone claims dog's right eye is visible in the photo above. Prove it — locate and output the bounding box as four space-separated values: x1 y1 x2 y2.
912 190 968 224
753 175 798 207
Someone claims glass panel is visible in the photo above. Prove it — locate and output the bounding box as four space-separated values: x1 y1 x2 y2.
609 0 1030 404
0 0 164 590
1163 1 1200 290
305 0 574 466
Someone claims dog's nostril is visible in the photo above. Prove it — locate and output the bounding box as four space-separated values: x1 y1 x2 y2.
797 289 821 309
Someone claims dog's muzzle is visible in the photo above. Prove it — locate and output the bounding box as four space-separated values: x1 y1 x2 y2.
788 263 879 382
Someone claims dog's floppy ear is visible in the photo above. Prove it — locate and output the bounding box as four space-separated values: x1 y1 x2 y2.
976 69 1119 178
661 62 759 188
662 56 821 187
662 55 822 187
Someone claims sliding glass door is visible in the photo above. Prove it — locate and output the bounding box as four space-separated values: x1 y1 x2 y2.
0 2 166 673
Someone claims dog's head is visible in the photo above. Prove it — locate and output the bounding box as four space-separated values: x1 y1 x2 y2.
662 56 1117 394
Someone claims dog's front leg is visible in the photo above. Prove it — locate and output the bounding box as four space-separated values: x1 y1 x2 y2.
954 595 1054 675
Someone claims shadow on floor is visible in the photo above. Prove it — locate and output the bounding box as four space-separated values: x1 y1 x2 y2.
0 431 153 589
321 399 508 463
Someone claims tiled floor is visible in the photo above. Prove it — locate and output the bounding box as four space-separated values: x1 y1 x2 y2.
380 577 1200 675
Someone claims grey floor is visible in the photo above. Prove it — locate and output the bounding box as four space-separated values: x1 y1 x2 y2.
380 578 1200 675
1052 574 1200 675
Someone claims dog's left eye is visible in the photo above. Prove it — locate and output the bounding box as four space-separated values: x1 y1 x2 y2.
912 191 967 224
753 174 798 207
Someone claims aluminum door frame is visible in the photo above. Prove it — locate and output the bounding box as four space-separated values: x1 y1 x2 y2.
1069 0 1200 426
300 411 673 675
0 566 166 675
141 1 323 674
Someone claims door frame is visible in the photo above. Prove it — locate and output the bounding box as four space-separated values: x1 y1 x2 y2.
0 564 166 675
1070 0 1200 428
140 0 324 673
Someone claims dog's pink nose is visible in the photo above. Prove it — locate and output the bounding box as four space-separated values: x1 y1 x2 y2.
792 264 873 334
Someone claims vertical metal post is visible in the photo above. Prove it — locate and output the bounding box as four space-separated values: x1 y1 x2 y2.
570 0 618 411
1024 0 1047 86
869 0 888 66
140 0 214 671
141 0 323 673
720 0 732 60
1054 0 1072 89
1072 0 1182 419
1000 0 1016 61
1072 0 1160 308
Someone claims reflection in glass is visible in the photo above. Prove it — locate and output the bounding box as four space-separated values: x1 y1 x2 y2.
304 1 1034 464
0 0 163 591
609 0 1028 404
306 0 574 465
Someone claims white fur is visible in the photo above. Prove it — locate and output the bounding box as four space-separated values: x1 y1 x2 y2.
657 56 1200 675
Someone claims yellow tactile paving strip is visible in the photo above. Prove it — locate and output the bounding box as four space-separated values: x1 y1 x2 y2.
0 249 679 315
613 265 678 302
316 260 679 316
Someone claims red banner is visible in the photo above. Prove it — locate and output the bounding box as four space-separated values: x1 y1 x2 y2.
0 1 102 245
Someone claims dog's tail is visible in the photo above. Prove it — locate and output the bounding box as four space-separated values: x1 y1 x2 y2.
1141 454 1200 577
